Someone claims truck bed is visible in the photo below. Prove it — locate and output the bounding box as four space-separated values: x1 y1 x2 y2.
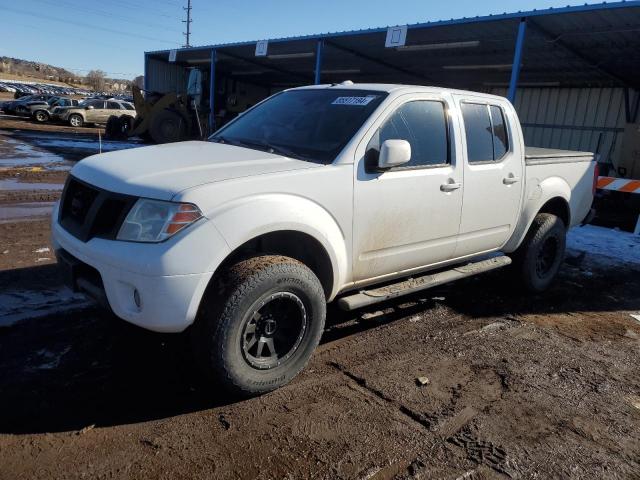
525 147 595 165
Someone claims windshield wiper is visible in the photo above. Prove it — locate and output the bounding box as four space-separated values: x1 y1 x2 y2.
258 142 319 163
212 136 258 151
212 137 319 163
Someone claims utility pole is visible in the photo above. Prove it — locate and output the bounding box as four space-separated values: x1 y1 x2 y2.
182 0 192 48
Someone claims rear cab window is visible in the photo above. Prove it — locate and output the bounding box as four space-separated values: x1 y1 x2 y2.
461 102 510 163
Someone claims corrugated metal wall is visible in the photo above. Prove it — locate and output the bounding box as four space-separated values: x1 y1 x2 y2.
489 87 628 167
146 58 188 94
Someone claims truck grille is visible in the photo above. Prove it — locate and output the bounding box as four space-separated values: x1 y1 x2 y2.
59 176 137 242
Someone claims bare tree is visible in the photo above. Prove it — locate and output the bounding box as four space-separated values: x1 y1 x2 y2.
86 69 106 91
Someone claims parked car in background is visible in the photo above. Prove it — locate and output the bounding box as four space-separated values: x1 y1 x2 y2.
29 97 81 123
54 99 136 127
14 95 58 115
0 82 17 93
1 94 53 114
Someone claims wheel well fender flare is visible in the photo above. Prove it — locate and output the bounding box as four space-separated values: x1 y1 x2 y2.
504 176 571 253
206 194 349 300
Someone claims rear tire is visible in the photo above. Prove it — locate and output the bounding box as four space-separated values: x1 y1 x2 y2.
120 115 135 134
193 255 326 397
105 115 123 139
512 213 566 292
149 109 187 144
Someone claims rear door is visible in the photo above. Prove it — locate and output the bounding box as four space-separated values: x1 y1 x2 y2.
105 101 122 122
85 100 105 122
352 93 464 282
453 97 524 257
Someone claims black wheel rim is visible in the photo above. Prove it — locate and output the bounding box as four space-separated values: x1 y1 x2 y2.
536 236 559 278
241 292 307 370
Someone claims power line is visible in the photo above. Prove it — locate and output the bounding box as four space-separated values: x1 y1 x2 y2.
3 6 181 46
31 0 182 32
110 0 179 19
183 0 193 47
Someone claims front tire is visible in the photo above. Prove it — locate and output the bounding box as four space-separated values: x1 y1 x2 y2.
69 114 84 128
193 255 326 397
34 110 49 123
513 213 566 292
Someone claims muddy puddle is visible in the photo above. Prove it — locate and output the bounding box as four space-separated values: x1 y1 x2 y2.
31 137 143 152
0 136 71 168
0 178 63 190
0 201 55 222
0 129 145 221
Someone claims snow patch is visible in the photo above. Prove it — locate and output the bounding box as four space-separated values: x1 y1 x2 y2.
0 288 92 327
34 247 50 253
567 225 640 266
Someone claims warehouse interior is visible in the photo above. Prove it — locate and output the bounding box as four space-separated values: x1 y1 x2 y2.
144 1 640 175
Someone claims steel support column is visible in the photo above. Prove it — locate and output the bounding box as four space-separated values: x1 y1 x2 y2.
624 87 631 123
508 18 527 104
633 90 640 123
143 53 149 91
209 48 217 132
314 39 324 85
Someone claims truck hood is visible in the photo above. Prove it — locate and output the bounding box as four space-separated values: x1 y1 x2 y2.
71 140 322 200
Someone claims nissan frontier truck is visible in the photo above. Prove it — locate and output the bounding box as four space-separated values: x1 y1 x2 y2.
52 82 597 396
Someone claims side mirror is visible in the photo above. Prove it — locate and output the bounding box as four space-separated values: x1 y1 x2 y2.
378 139 411 169
86 105 94 110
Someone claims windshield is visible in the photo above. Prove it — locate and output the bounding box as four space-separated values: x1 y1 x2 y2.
209 89 387 163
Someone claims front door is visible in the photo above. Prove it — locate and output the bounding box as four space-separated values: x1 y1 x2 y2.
453 97 524 257
352 94 464 282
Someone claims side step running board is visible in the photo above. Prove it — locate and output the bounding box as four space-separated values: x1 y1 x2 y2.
337 256 512 311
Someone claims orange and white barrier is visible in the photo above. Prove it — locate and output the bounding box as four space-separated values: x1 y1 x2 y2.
596 176 640 234
596 176 640 194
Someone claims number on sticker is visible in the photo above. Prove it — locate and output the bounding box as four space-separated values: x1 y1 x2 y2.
332 96 377 106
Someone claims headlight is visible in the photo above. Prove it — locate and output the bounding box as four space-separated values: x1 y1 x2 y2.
117 199 203 243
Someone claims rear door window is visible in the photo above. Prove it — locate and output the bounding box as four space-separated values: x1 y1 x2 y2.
107 101 121 109
461 102 510 162
490 105 509 159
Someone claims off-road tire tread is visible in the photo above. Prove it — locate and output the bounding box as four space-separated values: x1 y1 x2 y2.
512 213 566 292
193 255 325 397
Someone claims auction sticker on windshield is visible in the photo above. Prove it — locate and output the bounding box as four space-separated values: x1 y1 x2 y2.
332 95 378 106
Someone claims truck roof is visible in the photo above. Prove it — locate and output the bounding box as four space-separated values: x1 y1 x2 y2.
294 82 508 102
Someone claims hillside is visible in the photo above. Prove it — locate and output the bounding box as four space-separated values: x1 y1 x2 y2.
0 56 131 91
0 56 80 85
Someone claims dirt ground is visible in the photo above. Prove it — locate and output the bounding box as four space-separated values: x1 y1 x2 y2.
1 122 640 479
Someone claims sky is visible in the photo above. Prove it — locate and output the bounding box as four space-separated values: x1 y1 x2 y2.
0 0 608 80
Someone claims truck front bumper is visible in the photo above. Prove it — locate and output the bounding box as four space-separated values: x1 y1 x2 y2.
51 204 231 333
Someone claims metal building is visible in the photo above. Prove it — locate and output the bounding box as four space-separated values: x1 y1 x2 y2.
144 1 640 172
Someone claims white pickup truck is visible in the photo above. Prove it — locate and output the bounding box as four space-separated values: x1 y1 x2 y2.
52 83 597 395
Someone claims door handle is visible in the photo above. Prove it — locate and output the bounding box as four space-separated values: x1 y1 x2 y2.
440 182 462 192
503 175 520 185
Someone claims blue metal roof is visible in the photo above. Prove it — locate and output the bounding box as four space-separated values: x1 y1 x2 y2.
146 1 640 55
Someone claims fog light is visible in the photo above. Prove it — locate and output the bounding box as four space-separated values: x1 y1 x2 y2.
133 289 141 309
